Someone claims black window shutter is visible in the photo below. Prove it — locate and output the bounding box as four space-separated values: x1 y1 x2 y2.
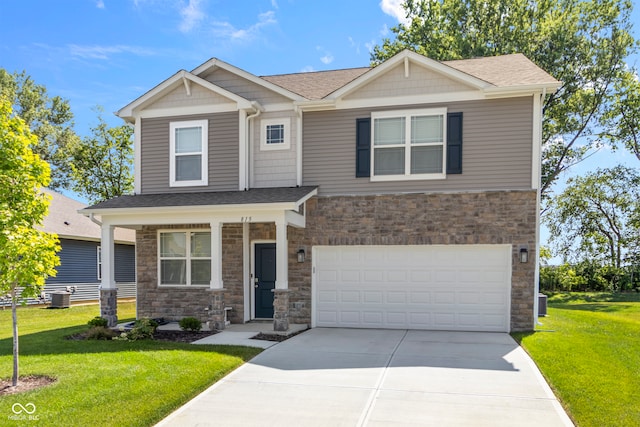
446 112 463 174
356 118 371 178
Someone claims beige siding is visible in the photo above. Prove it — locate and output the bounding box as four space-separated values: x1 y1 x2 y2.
251 111 297 188
146 83 235 111
140 113 239 194
345 63 473 101
201 68 292 105
303 97 534 195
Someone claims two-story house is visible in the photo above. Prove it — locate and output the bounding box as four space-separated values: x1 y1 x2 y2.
83 49 559 332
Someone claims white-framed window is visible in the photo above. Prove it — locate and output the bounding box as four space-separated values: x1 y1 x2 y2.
170 120 208 187
260 118 290 151
371 108 447 181
158 230 211 286
97 246 102 281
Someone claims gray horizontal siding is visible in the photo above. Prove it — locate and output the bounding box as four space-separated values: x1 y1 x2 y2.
140 113 239 194
47 239 135 284
0 283 136 306
201 68 292 106
303 97 534 195
48 239 99 284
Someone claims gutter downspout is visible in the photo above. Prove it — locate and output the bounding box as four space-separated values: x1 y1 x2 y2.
88 212 102 227
245 101 263 190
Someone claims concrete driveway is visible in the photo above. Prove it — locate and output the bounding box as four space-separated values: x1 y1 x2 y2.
156 329 573 427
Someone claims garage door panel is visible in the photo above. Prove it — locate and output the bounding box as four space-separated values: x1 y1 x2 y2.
314 245 511 332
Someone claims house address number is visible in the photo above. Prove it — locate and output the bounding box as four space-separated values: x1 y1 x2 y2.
240 217 252 223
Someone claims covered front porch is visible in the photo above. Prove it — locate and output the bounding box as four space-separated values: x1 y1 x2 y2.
81 187 317 332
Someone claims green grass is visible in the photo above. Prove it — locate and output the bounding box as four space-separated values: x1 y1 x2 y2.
513 292 640 427
0 303 261 426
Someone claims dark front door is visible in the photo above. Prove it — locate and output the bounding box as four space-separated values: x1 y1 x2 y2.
255 243 276 318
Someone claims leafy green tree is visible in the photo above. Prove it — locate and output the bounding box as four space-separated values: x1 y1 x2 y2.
602 69 640 161
68 109 134 203
0 98 60 387
545 165 640 268
0 69 80 190
371 0 638 200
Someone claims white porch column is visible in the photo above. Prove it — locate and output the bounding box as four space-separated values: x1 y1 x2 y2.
210 221 223 289
275 218 288 290
99 223 117 327
100 224 115 290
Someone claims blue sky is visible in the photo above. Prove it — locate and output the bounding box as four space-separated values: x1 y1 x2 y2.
1 0 639 258
0 0 409 134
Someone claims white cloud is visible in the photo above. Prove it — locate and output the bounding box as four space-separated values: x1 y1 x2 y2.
271 0 278 9
300 65 315 72
179 0 205 33
380 0 410 26
67 44 156 60
316 46 334 65
96 0 105 9
211 10 277 42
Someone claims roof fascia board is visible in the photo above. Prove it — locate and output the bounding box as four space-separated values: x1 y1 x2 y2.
191 57 307 102
137 104 238 119
334 91 486 110
328 50 492 100
483 83 562 97
81 201 301 217
87 209 303 227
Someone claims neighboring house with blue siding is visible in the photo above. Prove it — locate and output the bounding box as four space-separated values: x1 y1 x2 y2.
41 190 136 302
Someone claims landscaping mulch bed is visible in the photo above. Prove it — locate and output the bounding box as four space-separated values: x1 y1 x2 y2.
252 329 306 342
0 375 56 396
152 329 218 343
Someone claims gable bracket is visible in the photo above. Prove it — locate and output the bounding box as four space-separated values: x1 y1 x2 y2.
182 76 192 96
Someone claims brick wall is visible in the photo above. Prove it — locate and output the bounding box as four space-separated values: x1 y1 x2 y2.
135 190 537 331
287 190 538 331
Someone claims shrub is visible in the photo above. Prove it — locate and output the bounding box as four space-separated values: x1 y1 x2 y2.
179 317 202 332
86 326 116 340
113 318 158 341
87 316 108 328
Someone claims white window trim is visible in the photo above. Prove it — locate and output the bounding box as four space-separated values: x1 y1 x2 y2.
260 118 291 151
370 108 447 182
169 120 208 187
157 229 211 287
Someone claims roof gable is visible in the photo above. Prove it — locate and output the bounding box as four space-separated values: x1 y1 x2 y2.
328 50 492 101
192 58 305 102
117 70 254 122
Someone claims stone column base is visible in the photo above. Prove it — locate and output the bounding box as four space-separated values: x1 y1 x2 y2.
100 288 118 327
273 289 290 332
208 289 226 330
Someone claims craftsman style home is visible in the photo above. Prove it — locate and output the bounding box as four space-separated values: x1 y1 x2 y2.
83 50 559 332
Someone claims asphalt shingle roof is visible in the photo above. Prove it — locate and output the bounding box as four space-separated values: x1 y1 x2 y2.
83 187 318 211
257 53 559 100
42 190 135 242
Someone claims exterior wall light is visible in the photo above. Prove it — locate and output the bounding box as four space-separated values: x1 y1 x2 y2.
297 249 306 263
519 248 529 263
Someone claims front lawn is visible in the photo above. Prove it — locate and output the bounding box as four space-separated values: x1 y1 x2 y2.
513 292 640 427
0 303 261 426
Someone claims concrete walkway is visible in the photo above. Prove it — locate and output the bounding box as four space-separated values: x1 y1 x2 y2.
192 322 308 349
156 328 574 427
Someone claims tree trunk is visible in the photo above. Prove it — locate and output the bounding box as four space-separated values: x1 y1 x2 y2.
11 286 19 387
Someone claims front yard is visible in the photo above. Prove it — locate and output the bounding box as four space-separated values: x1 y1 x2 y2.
0 302 261 426
513 292 640 427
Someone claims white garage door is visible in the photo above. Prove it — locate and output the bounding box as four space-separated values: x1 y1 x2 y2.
313 245 512 332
